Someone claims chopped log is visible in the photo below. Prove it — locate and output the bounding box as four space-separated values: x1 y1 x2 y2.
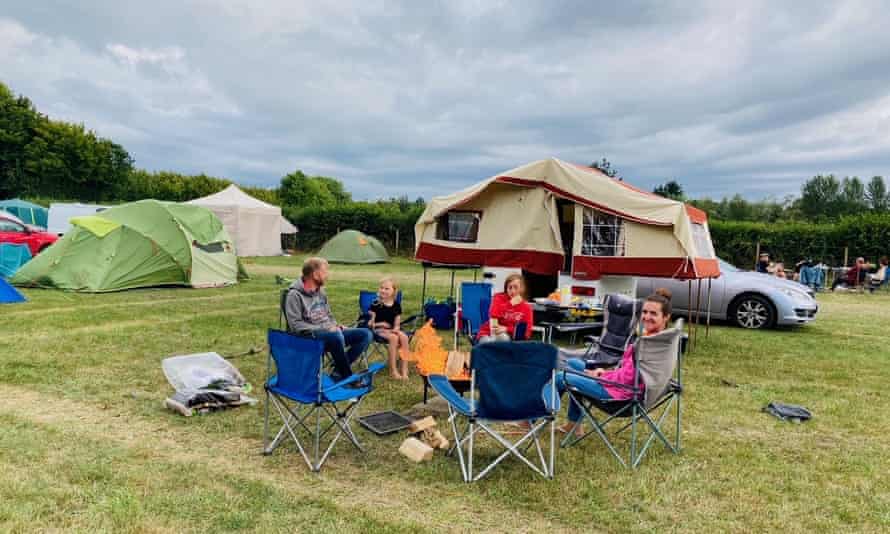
408 415 437 434
399 437 434 462
423 428 450 450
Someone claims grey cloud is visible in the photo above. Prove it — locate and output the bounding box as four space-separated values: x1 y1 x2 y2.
2 1 890 201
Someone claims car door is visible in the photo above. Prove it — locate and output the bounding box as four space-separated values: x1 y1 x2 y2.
0 219 30 250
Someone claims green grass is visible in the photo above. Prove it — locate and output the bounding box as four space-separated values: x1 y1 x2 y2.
2 255 888 533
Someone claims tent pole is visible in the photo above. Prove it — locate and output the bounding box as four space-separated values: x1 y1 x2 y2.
687 280 693 352
694 279 702 348
706 277 713 338
421 265 428 321
450 270 456 299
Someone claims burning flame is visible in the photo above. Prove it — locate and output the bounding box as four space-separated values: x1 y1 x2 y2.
411 320 470 380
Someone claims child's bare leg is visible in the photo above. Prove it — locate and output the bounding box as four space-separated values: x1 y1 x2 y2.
397 331 411 378
384 333 401 378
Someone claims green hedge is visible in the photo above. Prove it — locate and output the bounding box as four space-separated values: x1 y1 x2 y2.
287 204 424 255
711 213 890 267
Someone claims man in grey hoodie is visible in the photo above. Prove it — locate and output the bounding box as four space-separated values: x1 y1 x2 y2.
284 257 372 380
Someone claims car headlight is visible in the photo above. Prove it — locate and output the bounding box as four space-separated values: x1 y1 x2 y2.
780 288 811 302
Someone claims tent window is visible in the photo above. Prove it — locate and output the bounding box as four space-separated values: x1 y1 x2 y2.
437 211 481 243
581 208 625 257
692 223 715 259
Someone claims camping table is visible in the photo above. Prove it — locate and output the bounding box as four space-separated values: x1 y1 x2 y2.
533 302 604 345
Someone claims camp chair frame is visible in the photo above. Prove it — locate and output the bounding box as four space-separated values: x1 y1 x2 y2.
430 342 559 482
560 320 685 469
263 329 384 472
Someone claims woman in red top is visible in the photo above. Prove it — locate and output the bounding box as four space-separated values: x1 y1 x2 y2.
556 288 673 436
476 273 534 343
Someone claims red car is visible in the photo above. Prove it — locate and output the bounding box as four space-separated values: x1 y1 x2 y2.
0 212 58 256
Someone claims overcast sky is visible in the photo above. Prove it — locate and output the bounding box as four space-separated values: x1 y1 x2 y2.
3 1 890 200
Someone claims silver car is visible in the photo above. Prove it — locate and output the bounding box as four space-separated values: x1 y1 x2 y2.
636 259 819 329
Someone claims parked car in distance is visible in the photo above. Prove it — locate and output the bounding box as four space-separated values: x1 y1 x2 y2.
0 212 58 256
636 258 818 329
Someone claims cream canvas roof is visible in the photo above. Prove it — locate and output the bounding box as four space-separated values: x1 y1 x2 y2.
416 158 704 260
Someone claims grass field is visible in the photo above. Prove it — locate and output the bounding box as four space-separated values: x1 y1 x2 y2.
2 255 888 533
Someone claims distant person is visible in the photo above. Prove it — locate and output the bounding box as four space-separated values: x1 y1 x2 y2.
832 257 869 291
284 257 372 382
756 253 770 273
868 256 888 292
369 276 411 380
476 273 534 343
774 262 787 279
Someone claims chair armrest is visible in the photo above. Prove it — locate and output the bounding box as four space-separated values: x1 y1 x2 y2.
428 374 474 416
322 362 385 393
401 313 421 327
562 368 638 393
583 335 601 345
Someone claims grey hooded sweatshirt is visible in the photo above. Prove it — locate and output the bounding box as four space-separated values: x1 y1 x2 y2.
284 278 337 335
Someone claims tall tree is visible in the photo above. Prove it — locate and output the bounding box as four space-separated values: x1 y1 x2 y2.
799 174 841 220
865 176 888 211
589 157 619 178
839 176 867 215
653 180 685 201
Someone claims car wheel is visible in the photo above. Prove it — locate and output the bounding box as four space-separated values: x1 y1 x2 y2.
730 294 775 329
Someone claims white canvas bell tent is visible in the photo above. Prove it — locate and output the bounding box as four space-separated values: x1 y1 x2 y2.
188 185 295 257
415 158 719 281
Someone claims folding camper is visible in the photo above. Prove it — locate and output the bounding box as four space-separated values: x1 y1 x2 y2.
414 158 719 299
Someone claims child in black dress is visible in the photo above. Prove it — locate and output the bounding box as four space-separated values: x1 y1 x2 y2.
369 277 411 380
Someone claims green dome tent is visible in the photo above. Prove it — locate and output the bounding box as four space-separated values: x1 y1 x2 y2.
318 230 389 264
11 200 240 292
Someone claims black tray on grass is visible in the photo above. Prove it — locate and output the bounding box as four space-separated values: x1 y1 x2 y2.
358 411 413 435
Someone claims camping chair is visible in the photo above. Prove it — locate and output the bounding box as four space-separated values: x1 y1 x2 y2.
263 329 385 472
353 290 422 366
459 282 492 345
561 319 685 469
558 293 641 369
429 341 559 482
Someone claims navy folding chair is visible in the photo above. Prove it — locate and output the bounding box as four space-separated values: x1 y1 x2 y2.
561 319 685 469
430 341 559 482
559 293 641 369
459 282 492 344
263 329 385 472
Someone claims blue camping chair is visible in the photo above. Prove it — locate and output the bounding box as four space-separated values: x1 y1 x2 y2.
459 282 492 344
354 290 421 365
430 341 560 482
561 319 685 469
263 329 385 472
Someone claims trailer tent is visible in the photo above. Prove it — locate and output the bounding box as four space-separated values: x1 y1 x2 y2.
188 185 295 256
415 158 719 281
11 200 239 292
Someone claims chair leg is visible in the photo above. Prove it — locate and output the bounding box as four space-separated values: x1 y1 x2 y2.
263 388 271 454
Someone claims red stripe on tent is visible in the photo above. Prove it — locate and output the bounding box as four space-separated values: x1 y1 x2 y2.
495 177 671 226
572 257 720 280
685 205 708 224
415 243 564 275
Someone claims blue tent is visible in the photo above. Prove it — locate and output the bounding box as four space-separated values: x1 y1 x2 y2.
0 199 48 228
0 243 32 278
0 277 26 304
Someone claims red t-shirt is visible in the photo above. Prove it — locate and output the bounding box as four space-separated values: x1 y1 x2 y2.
476 292 534 340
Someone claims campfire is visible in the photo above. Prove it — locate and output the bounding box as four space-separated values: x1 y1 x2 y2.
411 320 470 380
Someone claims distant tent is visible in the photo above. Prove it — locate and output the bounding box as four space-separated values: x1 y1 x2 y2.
0 278 25 304
0 243 32 278
11 200 239 292
318 230 389 264
0 199 48 229
188 185 293 257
